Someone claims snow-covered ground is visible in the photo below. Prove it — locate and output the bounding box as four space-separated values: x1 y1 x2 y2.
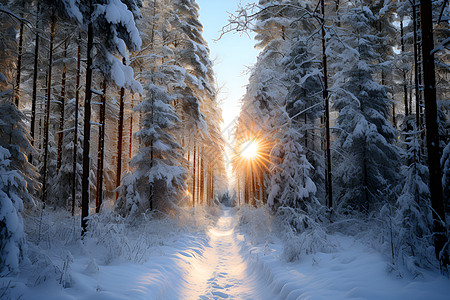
2 206 450 299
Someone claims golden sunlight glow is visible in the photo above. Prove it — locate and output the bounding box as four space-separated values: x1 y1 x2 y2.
240 140 258 159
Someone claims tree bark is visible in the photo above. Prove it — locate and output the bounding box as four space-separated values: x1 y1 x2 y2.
57 40 68 172
192 144 196 207
41 18 56 205
96 80 107 213
322 0 333 209
14 20 24 108
200 153 204 205
30 3 40 165
260 171 264 204
72 34 81 216
420 0 449 267
116 59 126 198
412 3 422 130
129 96 133 165
400 20 408 119
82 6 94 235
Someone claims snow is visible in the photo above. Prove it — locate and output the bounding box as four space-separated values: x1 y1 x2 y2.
96 0 142 50
64 0 83 24
2 206 449 299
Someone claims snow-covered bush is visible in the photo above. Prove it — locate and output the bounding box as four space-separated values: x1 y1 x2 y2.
85 212 146 264
0 146 26 275
391 131 435 276
275 206 335 262
0 100 37 275
332 5 400 214
442 142 450 212
176 203 220 231
237 205 274 245
267 124 317 209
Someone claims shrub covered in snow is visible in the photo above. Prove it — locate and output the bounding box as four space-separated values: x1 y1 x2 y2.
237 205 274 246
0 146 26 275
275 206 336 262
0 101 37 275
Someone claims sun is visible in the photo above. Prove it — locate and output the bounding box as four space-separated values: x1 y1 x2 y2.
240 140 258 159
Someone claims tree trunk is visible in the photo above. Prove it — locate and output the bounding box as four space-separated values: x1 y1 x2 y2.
96 80 107 213
149 87 154 211
116 59 126 198
420 0 449 267
192 144 196 207
129 96 134 166
41 18 56 205
322 0 333 209
207 163 211 206
30 3 40 165
400 20 408 119
211 165 214 204
245 170 250 205
251 167 256 206
412 3 422 130
57 40 68 172
14 20 24 108
72 34 81 216
260 171 264 204
237 177 240 207
81 7 94 235
200 153 204 205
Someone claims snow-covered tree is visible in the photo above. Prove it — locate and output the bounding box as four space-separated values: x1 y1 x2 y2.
0 146 26 275
116 84 186 215
283 37 325 202
393 131 434 274
442 142 450 212
0 101 37 274
332 5 400 214
267 116 317 209
48 98 84 210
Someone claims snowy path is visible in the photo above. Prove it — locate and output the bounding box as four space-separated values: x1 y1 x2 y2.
175 208 277 299
13 207 450 300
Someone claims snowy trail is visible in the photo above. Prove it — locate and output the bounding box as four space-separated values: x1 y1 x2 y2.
175 208 277 300
15 207 450 300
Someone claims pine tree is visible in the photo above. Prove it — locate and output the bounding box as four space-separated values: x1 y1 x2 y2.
442 142 450 213
332 5 400 214
75 0 142 233
394 130 434 274
283 38 325 203
267 116 317 209
116 84 186 215
0 101 37 274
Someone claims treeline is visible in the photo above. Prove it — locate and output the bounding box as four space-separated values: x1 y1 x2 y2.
0 0 226 275
231 0 449 270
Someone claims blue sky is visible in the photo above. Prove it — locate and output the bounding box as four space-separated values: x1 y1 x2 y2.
196 0 259 131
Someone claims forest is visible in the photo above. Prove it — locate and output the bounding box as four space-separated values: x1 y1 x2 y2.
0 0 449 299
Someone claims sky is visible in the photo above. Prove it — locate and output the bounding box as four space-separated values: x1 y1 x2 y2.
195 0 259 135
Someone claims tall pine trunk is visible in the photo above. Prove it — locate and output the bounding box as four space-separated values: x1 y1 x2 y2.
420 0 449 268
129 96 133 166
41 17 56 204
412 3 422 130
14 19 24 108
96 80 106 213
57 40 68 172
30 3 40 164
192 144 196 207
200 153 204 205
116 61 126 198
72 34 81 216
82 7 94 235
400 20 408 119
322 0 333 209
